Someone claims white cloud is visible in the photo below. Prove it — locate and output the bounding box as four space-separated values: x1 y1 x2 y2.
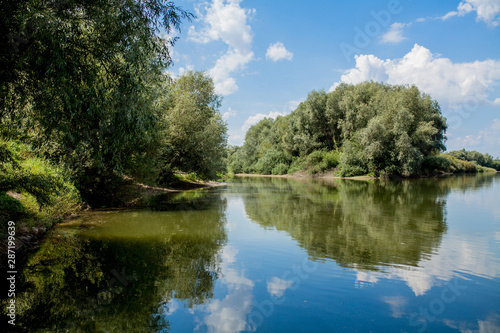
178 65 195 76
223 107 237 120
266 42 293 62
441 0 500 27
380 22 410 44
331 44 500 109
242 111 286 131
448 119 500 152
162 300 180 316
355 227 500 296
202 246 255 333
266 277 293 298
188 0 255 95
286 99 303 111
382 296 408 318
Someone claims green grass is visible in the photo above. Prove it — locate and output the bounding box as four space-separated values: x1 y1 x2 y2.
0 139 82 237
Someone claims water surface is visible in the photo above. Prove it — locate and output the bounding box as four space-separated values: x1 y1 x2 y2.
7 173 500 332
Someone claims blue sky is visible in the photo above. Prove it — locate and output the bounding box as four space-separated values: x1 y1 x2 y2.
168 0 500 156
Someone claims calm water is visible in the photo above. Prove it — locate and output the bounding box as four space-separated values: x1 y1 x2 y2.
6 174 500 332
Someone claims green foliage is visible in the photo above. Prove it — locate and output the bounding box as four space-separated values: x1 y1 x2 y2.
421 154 452 174
272 163 289 175
446 149 495 168
227 146 246 174
0 191 25 223
233 82 448 177
443 155 478 173
158 71 227 179
253 149 290 175
0 139 81 222
1 0 194 204
492 160 500 171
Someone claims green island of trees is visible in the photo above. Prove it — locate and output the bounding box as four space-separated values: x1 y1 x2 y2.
0 1 498 249
228 82 499 177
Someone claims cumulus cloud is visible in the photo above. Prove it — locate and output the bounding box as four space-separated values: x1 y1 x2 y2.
202 246 255 333
286 99 303 111
382 296 408 318
331 44 500 109
448 119 500 152
266 42 293 62
189 0 255 95
242 111 286 131
380 22 410 44
223 107 237 120
441 0 500 27
267 277 293 298
356 227 500 296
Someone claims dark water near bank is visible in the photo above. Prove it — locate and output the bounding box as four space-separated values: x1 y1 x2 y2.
4 174 500 332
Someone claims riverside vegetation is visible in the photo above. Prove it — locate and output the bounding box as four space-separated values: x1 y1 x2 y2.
227 82 499 177
0 1 226 252
1 1 498 260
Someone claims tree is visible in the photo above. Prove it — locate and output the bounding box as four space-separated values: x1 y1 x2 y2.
158 71 227 180
0 0 193 204
234 82 448 177
338 83 447 176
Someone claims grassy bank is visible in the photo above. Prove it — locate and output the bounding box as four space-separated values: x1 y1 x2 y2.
0 139 82 268
0 139 226 270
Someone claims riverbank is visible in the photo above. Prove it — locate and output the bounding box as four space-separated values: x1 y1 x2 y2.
234 168 498 180
0 176 226 270
234 170 377 180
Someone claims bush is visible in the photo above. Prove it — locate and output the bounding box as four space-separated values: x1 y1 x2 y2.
186 172 198 181
0 192 25 223
443 155 477 173
421 155 452 174
272 163 289 175
492 160 500 171
337 165 366 177
0 139 82 223
303 150 341 174
447 149 494 167
305 150 325 166
254 149 290 175
338 142 367 177
324 151 341 169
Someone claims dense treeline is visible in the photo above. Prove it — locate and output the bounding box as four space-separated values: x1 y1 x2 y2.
445 149 500 171
0 0 227 220
228 82 497 177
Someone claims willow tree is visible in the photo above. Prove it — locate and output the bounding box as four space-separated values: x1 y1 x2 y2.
158 71 227 180
337 83 447 176
0 0 193 203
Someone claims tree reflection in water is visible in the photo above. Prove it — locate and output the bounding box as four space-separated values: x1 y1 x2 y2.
11 190 227 333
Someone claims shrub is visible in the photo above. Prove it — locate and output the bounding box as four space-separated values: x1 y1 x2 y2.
254 149 290 175
0 139 82 222
303 150 341 174
421 155 452 174
337 165 366 177
0 192 25 223
272 163 289 175
443 155 477 173
338 142 367 177
324 151 341 169
492 160 500 171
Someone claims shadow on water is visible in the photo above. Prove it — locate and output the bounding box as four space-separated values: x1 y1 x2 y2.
3 189 227 333
231 173 498 271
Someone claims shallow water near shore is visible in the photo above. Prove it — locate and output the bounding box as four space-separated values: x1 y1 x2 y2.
6 173 500 332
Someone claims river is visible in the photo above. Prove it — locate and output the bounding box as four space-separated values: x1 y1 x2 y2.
6 173 500 332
